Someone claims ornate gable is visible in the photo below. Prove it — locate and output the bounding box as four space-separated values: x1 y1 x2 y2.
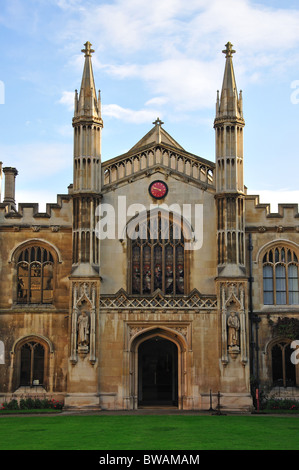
102 120 215 191
129 118 185 153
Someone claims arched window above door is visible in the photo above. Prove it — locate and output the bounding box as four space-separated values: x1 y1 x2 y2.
129 211 188 296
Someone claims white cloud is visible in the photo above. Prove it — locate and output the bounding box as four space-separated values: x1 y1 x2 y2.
145 97 169 107
58 91 75 111
0 142 72 183
54 0 299 122
58 90 165 124
55 0 85 11
102 104 162 124
73 0 299 59
56 0 299 121
105 58 221 112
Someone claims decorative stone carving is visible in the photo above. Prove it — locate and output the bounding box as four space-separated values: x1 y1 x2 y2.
100 288 217 311
227 311 240 350
77 310 90 353
70 282 97 364
173 326 188 339
220 281 247 365
127 323 190 350
102 147 214 189
129 326 146 338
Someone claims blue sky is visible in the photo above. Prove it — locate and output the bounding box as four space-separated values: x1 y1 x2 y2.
1 0 299 211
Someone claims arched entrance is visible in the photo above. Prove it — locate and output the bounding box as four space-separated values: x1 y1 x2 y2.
9 335 54 392
138 336 178 407
20 341 45 386
271 341 296 387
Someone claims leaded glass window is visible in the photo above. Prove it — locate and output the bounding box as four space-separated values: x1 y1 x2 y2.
17 246 54 304
262 246 299 305
131 212 185 295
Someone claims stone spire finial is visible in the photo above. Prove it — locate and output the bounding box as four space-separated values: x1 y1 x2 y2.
215 41 243 120
222 42 236 58
74 42 102 121
81 41 95 57
153 117 164 127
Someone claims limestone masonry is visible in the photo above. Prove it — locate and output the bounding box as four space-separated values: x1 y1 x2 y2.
0 42 298 412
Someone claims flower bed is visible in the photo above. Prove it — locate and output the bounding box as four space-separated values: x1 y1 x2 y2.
264 398 299 411
1 397 64 411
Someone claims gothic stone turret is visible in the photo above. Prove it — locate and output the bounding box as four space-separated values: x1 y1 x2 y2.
65 42 102 411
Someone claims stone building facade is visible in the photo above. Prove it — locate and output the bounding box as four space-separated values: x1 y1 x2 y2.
0 41 298 411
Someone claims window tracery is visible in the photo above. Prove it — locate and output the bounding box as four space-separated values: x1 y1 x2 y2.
262 246 299 305
16 246 54 304
130 212 186 296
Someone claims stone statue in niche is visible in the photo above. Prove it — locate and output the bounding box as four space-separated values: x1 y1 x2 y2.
227 311 240 352
77 310 90 352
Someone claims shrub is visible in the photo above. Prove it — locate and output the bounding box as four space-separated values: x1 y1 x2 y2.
1 399 19 410
19 398 29 410
1 397 64 411
265 398 299 410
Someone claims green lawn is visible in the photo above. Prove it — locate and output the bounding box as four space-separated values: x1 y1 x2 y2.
1 414 299 450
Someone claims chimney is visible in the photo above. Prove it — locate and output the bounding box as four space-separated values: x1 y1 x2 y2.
3 167 18 210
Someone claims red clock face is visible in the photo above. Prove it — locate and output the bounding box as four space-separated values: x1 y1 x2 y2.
149 180 168 199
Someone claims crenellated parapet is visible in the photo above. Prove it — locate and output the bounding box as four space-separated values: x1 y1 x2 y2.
0 194 72 227
245 194 299 232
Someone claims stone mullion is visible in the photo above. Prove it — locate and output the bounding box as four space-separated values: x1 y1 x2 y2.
162 239 166 294
140 244 144 296
173 242 176 295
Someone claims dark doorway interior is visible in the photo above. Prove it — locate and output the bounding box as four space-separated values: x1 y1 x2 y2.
138 336 178 407
20 342 44 387
272 342 296 387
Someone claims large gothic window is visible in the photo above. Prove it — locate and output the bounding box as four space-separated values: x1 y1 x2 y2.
263 246 299 305
130 211 186 295
17 246 54 304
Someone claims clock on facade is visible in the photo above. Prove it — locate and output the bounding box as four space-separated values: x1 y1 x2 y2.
148 180 168 199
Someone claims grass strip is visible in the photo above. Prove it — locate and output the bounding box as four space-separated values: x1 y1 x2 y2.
0 415 299 450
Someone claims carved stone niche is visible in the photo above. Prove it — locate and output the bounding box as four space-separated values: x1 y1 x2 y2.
70 282 97 365
226 301 241 359
77 303 90 355
220 282 247 365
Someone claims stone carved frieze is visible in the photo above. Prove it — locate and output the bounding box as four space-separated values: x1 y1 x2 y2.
99 289 217 311
70 281 97 364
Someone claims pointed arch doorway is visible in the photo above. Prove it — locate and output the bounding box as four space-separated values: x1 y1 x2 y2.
138 336 178 407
